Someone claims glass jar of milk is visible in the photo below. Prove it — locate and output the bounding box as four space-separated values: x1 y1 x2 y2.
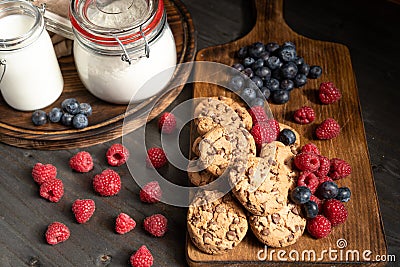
69 0 177 104
0 0 64 111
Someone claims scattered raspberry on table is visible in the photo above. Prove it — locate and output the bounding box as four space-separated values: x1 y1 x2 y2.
69 151 94 173
329 158 352 180
158 112 176 134
45 222 70 245
294 152 320 172
293 106 316 124
32 163 57 185
106 143 130 167
315 118 341 140
93 169 121 196
140 181 162 203
72 199 95 224
143 214 168 237
39 178 64 202
115 212 136 234
319 81 342 104
146 147 167 169
307 215 332 239
130 245 153 267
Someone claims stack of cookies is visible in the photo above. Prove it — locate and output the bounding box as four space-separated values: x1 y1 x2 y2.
187 96 306 254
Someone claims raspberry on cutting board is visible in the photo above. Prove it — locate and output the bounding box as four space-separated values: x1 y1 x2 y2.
307 215 332 239
329 158 352 180
319 82 342 104
323 199 348 226
294 152 320 172
315 118 341 140
293 106 316 124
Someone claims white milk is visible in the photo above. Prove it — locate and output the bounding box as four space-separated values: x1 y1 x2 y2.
73 24 176 104
0 14 63 111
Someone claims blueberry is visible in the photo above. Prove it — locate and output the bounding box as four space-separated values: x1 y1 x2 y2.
243 57 256 68
293 73 307 88
277 46 297 62
318 181 339 199
79 103 92 116
271 69 282 80
264 78 280 91
335 187 351 202
282 41 296 49
251 76 264 88
61 113 74 126
242 68 254 78
72 113 89 129
278 128 296 145
229 75 245 92
280 79 294 91
240 87 257 103
255 67 271 80
251 58 264 70
250 97 264 107
265 42 280 53
62 98 80 115
32 110 47 126
259 51 270 62
232 63 244 72
308 65 323 79
298 63 310 76
303 201 319 219
280 62 298 79
48 107 63 123
290 186 311 205
248 42 265 58
294 57 304 66
261 87 271 99
271 90 290 104
237 46 248 59
266 56 281 70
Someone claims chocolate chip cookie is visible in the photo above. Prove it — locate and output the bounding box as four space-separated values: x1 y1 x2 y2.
249 203 306 248
194 96 252 136
192 125 256 176
187 191 248 254
187 158 218 186
230 142 297 216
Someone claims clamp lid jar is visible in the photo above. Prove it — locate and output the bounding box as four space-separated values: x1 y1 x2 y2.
70 0 177 104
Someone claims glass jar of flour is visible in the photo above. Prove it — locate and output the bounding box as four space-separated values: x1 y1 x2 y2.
69 0 177 104
0 0 64 111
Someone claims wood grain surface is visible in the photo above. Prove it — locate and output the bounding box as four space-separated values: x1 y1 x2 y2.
0 0 196 150
186 0 387 266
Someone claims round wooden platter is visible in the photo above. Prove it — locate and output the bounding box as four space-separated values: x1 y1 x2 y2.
0 0 196 150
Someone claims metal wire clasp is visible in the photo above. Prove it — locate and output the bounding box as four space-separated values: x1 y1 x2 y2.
113 26 150 65
0 59 6 85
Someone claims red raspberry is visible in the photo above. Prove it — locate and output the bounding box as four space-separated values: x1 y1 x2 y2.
248 106 268 124
310 195 323 213
158 112 176 134
106 143 129 167
143 214 167 237
130 245 153 267
297 172 319 194
294 152 320 172
315 118 340 140
72 199 95 224
318 175 333 186
329 158 352 180
32 163 57 185
301 143 320 155
45 222 70 245
293 106 316 124
93 169 121 196
140 181 162 203
69 151 93 173
146 147 167 169
116 212 136 234
307 215 332 239
40 178 64 202
323 199 348 226
268 119 280 139
319 82 342 104
250 122 277 148
315 155 330 177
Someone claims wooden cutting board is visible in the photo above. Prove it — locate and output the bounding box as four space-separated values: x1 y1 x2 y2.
0 0 195 150
186 0 387 266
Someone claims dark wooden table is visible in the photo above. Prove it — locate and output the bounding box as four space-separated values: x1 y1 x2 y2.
0 0 398 266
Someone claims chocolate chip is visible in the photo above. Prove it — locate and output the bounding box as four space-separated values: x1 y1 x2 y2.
294 225 300 232
203 232 213 244
291 206 299 215
272 213 281 224
248 167 254 176
261 228 270 236
226 231 236 241
232 217 240 224
287 234 295 242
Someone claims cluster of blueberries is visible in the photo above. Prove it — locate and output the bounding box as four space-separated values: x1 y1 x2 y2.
229 41 322 105
32 98 92 129
291 181 351 219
